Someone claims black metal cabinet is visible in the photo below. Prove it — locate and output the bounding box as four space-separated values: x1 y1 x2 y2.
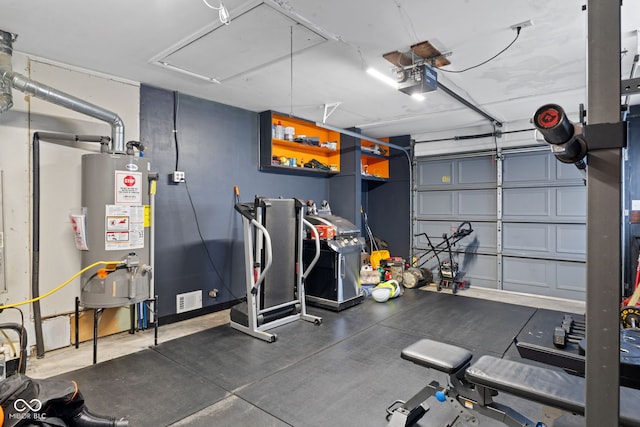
302 239 363 311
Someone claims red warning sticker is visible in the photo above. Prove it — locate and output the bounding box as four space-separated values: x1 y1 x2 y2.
115 170 142 205
536 108 560 128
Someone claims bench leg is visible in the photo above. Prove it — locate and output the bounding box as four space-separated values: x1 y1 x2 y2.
388 376 547 427
387 402 428 427
387 380 472 427
386 382 434 427
457 385 546 427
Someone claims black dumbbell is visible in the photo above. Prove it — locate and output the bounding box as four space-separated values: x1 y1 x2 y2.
553 327 584 348
563 314 586 328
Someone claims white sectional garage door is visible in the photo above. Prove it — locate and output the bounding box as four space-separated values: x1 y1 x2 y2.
414 148 586 300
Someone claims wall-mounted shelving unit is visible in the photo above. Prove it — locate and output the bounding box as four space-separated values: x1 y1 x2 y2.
361 138 390 181
259 111 340 175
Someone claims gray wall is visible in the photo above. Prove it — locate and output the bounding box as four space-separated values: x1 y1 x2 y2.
140 85 329 319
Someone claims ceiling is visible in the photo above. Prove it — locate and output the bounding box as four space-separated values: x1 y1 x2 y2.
1 0 639 140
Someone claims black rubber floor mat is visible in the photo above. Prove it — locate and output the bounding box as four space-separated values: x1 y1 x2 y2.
54 349 228 427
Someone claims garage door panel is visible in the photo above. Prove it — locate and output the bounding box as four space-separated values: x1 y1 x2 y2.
503 258 550 288
502 223 585 261
503 188 549 217
556 161 585 181
458 190 496 216
415 150 586 301
417 191 454 216
556 187 586 217
459 253 498 289
465 222 497 253
503 152 551 183
415 220 496 253
503 258 585 300
416 160 453 187
503 187 585 222
556 225 586 257
556 262 586 293
421 253 497 289
503 151 584 186
457 157 496 185
503 223 550 254
416 190 496 220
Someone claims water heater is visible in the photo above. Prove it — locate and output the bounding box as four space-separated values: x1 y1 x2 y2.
80 153 152 308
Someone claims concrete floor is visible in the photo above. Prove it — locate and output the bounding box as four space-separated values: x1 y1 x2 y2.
25 285 585 379
25 309 231 378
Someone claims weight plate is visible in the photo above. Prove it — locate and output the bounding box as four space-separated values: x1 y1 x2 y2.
621 306 640 329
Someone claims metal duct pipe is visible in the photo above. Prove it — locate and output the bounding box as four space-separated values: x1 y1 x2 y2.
3 71 125 153
0 29 125 153
0 31 14 114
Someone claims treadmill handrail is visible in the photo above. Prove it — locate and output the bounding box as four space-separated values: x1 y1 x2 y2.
250 218 272 295
234 202 255 221
302 219 320 279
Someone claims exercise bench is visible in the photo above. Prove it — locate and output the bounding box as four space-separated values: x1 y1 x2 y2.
386 338 640 427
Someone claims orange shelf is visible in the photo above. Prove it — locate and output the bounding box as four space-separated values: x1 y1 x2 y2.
360 138 389 180
273 139 339 155
260 111 341 174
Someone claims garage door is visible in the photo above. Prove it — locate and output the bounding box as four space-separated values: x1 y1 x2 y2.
414 148 586 300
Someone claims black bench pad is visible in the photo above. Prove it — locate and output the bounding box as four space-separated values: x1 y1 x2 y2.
401 339 472 374
466 355 640 427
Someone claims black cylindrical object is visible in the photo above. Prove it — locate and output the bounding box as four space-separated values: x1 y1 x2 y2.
553 136 588 164
533 104 575 144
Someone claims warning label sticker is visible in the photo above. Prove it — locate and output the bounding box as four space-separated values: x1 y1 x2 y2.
105 204 144 251
106 231 129 242
115 170 142 205
107 216 129 231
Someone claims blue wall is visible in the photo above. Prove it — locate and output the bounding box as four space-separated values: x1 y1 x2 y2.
624 105 640 293
140 85 329 319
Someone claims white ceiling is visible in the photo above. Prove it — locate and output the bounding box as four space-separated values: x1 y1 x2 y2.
1 0 639 139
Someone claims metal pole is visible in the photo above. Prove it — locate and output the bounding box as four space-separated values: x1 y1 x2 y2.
93 309 99 365
129 303 135 334
75 297 79 349
585 1 621 425
154 295 159 346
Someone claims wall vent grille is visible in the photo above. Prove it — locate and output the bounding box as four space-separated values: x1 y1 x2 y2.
176 290 203 314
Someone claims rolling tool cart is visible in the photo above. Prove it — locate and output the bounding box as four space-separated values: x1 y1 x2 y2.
414 222 473 294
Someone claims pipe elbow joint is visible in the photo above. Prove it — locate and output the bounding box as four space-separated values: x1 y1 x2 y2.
0 94 13 113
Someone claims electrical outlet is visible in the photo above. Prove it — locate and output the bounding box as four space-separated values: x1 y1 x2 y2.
172 171 185 183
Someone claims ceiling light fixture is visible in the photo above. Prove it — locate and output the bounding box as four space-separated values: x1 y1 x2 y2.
367 67 426 101
202 0 231 25
158 61 221 84
366 67 397 88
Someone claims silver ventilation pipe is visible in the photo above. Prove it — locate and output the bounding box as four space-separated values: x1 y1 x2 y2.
0 31 14 114
0 30 125 153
